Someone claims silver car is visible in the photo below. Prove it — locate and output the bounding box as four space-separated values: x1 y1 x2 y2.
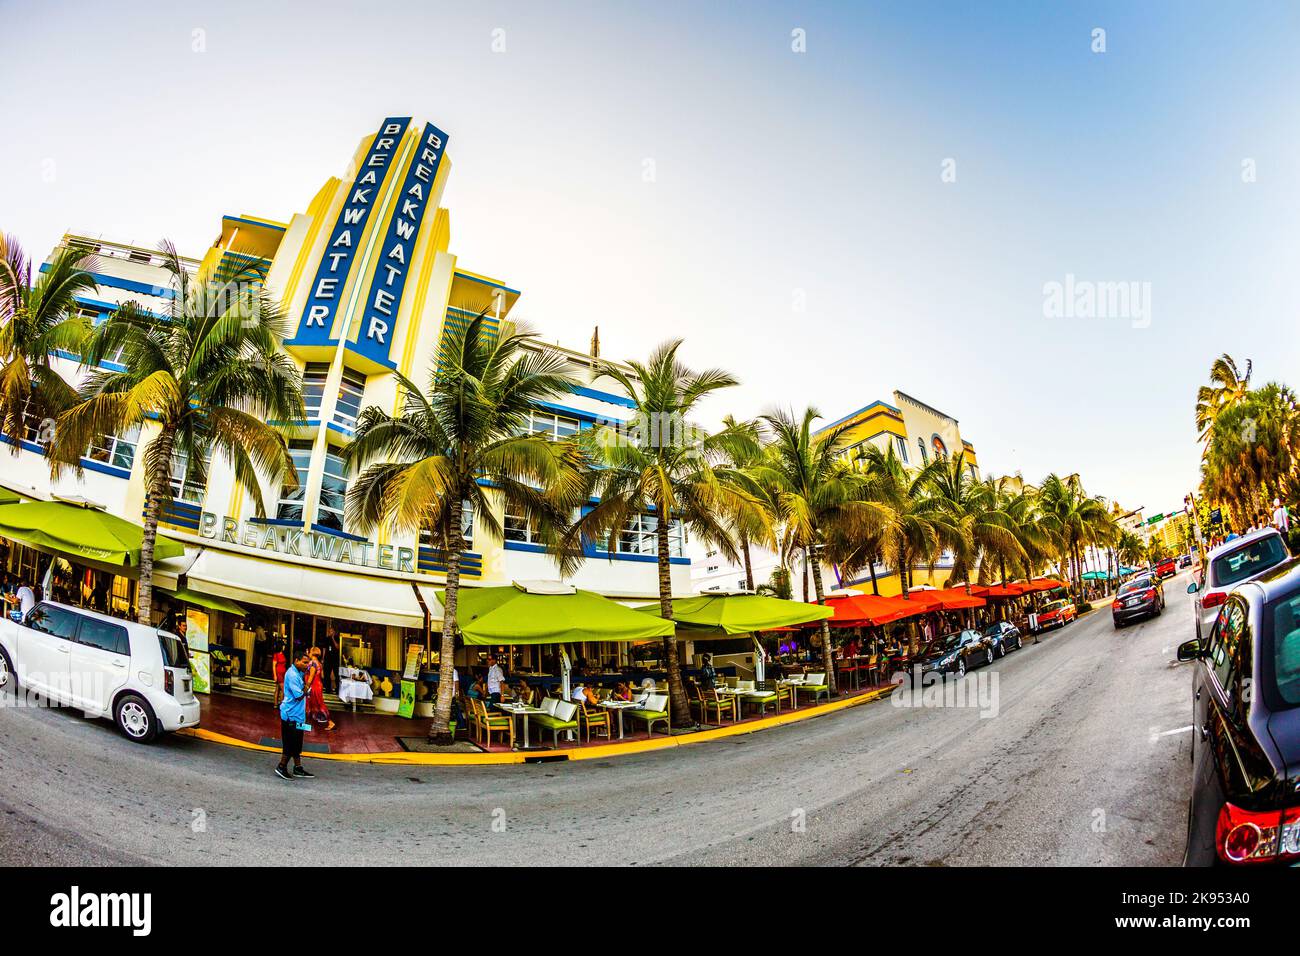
1187 528 1291 641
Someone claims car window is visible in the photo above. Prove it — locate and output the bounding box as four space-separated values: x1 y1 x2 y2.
1268 594 1300 707
23 603 81 640
158 632 190 669
1118 581 1150 596
1210 598 1248 701
77 617 130 656
1211 535 1289 588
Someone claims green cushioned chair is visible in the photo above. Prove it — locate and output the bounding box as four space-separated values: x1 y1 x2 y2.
737 680 778 716
532 699 580 748
625 693 671 736
794 672 830 706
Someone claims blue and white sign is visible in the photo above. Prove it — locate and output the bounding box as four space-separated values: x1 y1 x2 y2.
291 116 411 346
352 121 448 367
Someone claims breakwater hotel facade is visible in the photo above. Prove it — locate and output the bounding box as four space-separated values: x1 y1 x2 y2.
3 116 691 687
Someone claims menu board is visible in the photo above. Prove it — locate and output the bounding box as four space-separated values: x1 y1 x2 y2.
186 608 211 694
398 642 422 718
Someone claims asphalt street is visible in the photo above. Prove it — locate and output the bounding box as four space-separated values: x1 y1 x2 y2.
0 574 1197 866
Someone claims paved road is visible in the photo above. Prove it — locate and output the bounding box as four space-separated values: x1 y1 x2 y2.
0 575 1197 866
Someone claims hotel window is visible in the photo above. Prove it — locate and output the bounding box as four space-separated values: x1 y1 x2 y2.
169 448 210 504
316 445 350 532
895 435 909 464
617 513 684 558
276 439 314 523
917 437 928 464
503 509 539 544
301 363 330 419
420 502 475 548
84 424 140 471
334 366 367 431
525 410 580 440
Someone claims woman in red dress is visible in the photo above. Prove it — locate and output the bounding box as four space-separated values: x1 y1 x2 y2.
306 646 336 731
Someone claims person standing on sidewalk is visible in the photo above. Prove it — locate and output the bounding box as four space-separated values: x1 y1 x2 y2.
276 652 315 781
485 655 506 705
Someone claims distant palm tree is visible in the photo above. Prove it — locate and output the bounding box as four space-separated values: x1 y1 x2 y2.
570 340 752 726
344 314 587 742
925 454 1021 590
714 414 777 591
1037 473 1114 600
0 235 98 451
854 444 954 597
1195 353 1252 444
54 243 303 626
752 407 889 693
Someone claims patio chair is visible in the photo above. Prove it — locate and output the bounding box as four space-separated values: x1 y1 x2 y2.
625 693 671 736
540 695 559 716
579 702 612 742
698 688 737 724
795 672 830 706
863 654 881 686
472 698 515 749
740 684 779 717
758 679 793 712
532 700 580 748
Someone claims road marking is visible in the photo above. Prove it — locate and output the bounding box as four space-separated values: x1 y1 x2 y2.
1149 725 1193 743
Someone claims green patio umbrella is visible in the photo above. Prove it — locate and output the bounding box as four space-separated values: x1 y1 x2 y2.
0 499 184 566
635 592 834 635
436 582 676 645
0 489 23 506
1081 570 1112 581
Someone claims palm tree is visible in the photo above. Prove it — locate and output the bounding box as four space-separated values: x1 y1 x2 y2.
853 443 955 597
54 242 303 626
1195 353 1252 444
1037 473 1113 600
1116 530 1146 569
752 408 890 694
569 340 751 726
925 455 1023 589
0 235 98 450
344 314 587 742
714 415 777 591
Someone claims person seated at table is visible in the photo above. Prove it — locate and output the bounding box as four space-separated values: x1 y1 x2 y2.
511 679 533 706
612 681 633 701
698 653 717 691
469 674 487 700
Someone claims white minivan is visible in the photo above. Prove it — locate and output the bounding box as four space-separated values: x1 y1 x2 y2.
0 600 200 743
1187 527 1292 641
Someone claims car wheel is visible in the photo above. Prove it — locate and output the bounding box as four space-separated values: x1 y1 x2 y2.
986 648 995 666
957 659 967 678
0 647 13 691
997 642 1006 658
114 694 158 744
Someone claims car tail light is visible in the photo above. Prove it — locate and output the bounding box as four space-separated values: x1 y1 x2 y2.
1144 589 1156 600
164 670 175 696
1202 591 1228 610
1111 600 1122 610
1215 803 1300 864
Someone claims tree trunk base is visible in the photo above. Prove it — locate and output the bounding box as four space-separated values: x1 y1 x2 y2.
426 729 454 746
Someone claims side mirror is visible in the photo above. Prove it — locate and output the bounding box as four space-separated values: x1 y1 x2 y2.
1176 639 1201 662
1186 582 1198 594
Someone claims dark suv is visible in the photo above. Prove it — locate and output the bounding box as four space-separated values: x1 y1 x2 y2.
1177 559 1300 865
1112 577 1164 628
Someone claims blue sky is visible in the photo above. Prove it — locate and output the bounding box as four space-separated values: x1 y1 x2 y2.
2 1 1297 513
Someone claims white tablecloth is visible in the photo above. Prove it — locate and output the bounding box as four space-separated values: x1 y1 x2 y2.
338 678 374 703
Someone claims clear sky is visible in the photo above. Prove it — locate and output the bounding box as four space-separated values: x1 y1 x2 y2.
2 1 1297 514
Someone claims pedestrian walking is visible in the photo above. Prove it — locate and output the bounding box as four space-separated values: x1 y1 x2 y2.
276 652 315 781
270 640 287 709
1273 498 1291 534
306 646 336 731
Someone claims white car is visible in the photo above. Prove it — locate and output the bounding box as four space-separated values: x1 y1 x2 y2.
1187 527 1291 641
0 600 200 743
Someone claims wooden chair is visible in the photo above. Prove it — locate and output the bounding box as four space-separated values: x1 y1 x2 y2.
700 688 737 724
472 698 515 749
579 702 612 742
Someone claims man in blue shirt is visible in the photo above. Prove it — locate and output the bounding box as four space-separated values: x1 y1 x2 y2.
276 653 315 781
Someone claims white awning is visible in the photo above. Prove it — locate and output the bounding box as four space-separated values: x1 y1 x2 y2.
185 547 426 629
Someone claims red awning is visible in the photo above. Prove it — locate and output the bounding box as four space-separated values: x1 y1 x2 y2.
970 582 1029 598
1024 578 1068 592
823 593 928 626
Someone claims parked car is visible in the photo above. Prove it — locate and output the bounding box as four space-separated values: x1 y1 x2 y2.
1157 557 1177 579
983 620 1022 656
0 600 199 743
1034 599 1077 632
1112 577 1164 627
1177 559 1300 865
1188 527 1291 642
917 628 995 679
1179 554 1193 570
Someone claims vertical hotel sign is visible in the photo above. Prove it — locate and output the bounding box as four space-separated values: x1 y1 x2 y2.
352 121 448 367
293 117 411 346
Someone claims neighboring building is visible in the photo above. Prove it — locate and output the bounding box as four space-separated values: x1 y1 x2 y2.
690 391 980 597
2 115 691 680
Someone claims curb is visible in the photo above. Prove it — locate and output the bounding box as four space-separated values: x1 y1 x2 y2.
176 685 894 767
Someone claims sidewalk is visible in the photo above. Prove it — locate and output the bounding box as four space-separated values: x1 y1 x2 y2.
185 682 896 764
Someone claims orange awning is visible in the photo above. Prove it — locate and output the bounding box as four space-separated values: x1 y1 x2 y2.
971 582 1029 598
823 593 928 627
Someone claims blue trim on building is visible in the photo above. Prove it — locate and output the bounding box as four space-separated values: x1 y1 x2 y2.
502 538 688 565
41 264 176 300
222 215 286 233
310 523 369 543
567 384 637 409
452 271 520 296
816 400 904 434
534 400 623 425
53 348 125 373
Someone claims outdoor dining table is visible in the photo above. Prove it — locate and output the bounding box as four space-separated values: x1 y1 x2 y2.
495 701 546 749
598 698 640 739
777 677 806 709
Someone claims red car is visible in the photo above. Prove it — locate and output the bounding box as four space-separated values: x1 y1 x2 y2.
1156 557 1176 579
1034 599 1077 632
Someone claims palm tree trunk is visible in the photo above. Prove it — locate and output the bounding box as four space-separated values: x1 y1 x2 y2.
807 539 837 694
740 531 754 592
136 426 176 626
802 555 809 603
429 522 463 742
656 517 690 727
868 552 880 596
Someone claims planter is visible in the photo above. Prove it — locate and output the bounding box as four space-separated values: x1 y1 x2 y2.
374 697 400 714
